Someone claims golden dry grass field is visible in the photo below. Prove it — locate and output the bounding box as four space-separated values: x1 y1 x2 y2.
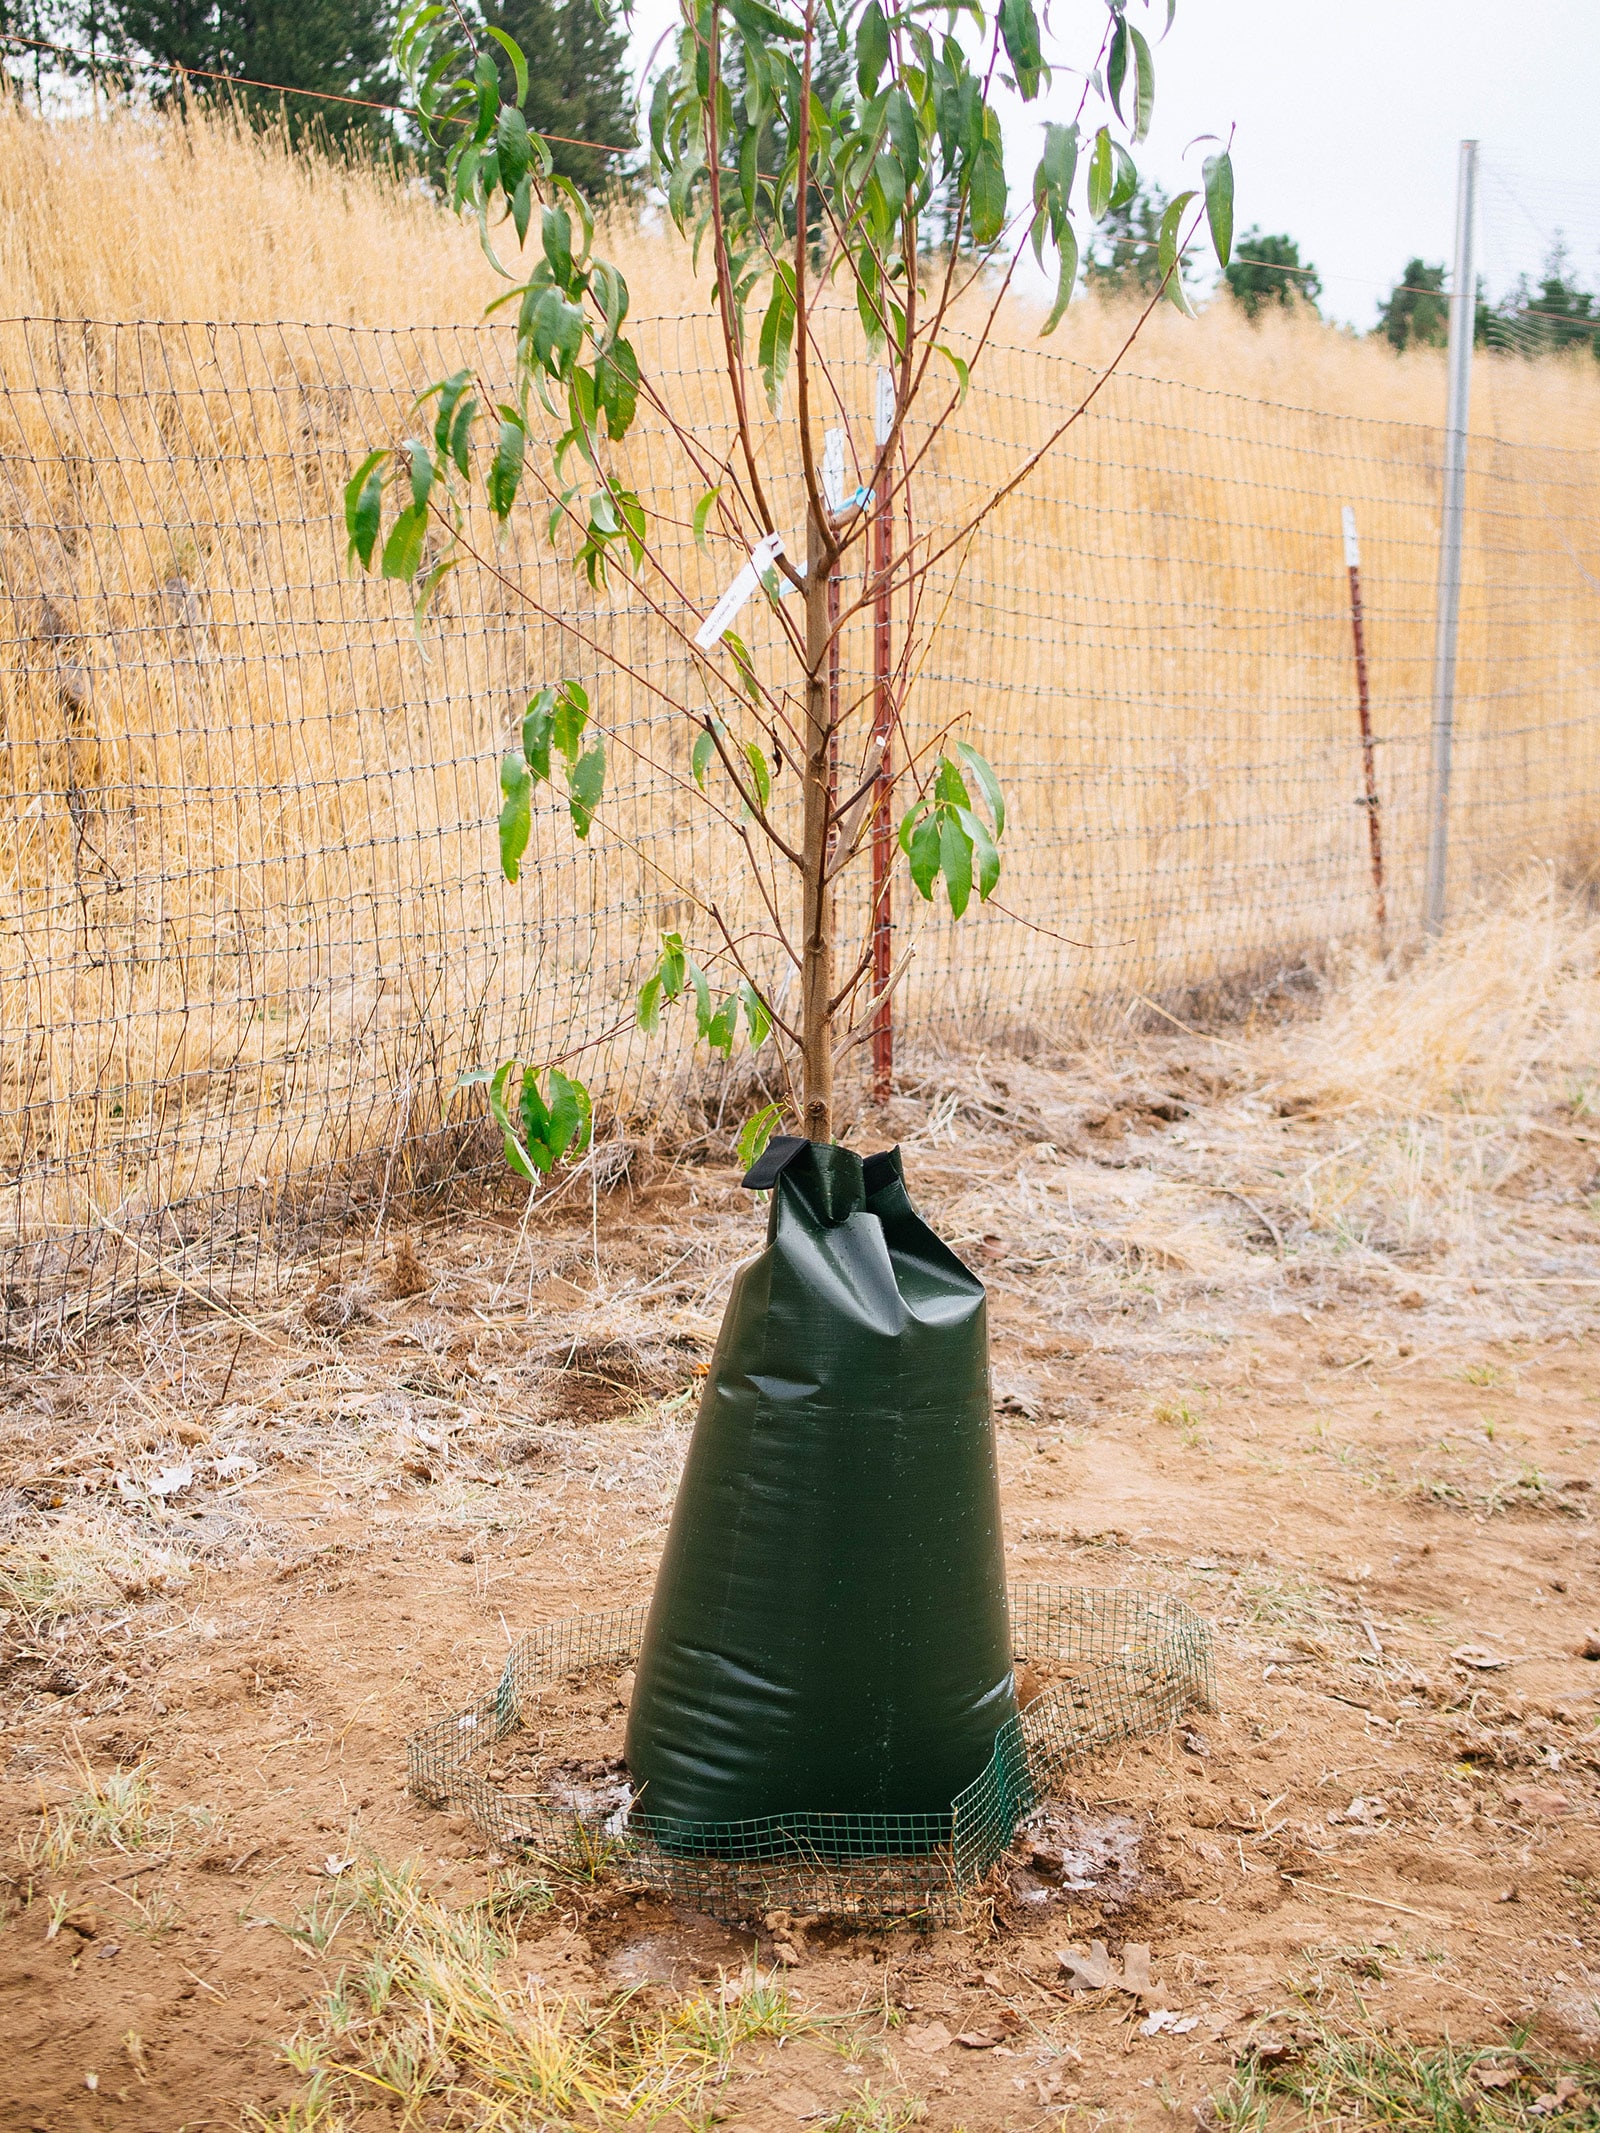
3 99 1600 1340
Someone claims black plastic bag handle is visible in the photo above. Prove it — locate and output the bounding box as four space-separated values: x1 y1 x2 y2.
740 1135 808 1190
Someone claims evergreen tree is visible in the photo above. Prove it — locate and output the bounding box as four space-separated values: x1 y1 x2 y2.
1494 238 1600 359
101 0 395 145
1223 227 1320 319
483 0 636 198
1375 257 1447 351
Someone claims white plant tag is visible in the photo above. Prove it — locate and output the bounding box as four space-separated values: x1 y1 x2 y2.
694 531 786 650
822 428 846 513
875 364 896 447
1341 504 1360 568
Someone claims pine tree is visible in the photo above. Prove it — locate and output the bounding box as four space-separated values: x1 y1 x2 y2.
101 0 395 145
1375 258 1447 352
482 0 635 198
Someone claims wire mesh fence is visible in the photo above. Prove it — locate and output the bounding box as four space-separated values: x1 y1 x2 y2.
3 311 1598 1349
405 1585 1213 1926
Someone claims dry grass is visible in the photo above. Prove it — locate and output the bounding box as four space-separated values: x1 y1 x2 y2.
249 1854 806 2131
2 98 1599 1338
18 1743 212 1869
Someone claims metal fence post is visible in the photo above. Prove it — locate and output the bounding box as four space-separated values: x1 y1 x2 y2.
1423 138 1478 938
1342 506 1387 946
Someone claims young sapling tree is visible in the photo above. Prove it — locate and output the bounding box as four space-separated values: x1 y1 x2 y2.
346 0 1234 1165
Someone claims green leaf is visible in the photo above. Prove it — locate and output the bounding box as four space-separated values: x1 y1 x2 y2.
487 1058 539 1181
744 739 772 810
725 0 803 40
517 1066 555 1172
498 752 532 882
431 370 470 459
736 1101 784 1173
1042 219 1079 333
686 955 712 1034
693 487 720 548
956 805 1001 900
521 689 554 780
566 736 605 837
935 755 973 810
1000 0 1044 100
692 727 715 790
956 741 1006 838
757 264 796 414
595 338 640 441
906 810 940 899
380 500 428 581
448 392 477 477
637 972 663 1032
343 449 386 569
1106 19 1127 120
483 24 528 107
739 980 771 1048
546 1069 592 1161
1158 188 1198 314
857 0 889 94
1087 126 1113 221
496 105 532 200
551 678 589 760
542 203 574 289
488 417 525 521
1109 140 1139 213
1203 147 1234 266
704 994 738 1054
934 342 971 401
967 132 1007 248
939 809 973 918
1129 24 1155 143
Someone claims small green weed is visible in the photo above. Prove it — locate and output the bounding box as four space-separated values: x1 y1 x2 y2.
19 1752 211 1870
1212 2024 1600 2132
821 2086 925 2132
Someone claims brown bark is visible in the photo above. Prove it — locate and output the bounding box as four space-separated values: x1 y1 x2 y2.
800 506 834 1141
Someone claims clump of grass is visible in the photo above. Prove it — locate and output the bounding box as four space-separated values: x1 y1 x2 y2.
822 2089 925 2131
18 1749 212 1870
0 1524 193 1626
1213 2024 1600 2133
253 1856 808 2130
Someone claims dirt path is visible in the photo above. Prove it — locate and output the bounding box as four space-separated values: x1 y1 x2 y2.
3 1005 1598 2131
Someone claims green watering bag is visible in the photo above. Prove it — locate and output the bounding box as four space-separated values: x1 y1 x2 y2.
624 1138 1016 1851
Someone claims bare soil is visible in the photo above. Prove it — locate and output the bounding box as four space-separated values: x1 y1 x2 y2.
2 1030 1598 2131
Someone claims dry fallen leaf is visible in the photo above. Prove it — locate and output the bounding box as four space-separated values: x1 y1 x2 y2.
1140 2010 1200 2037
954 2031 998 2050
1058 1942 1115 1992
1505 1786 1571 1819
1057 1941 1155 1999
1450 1645 1510 1671
1473 2068 1520 2090
903 2021 952 2054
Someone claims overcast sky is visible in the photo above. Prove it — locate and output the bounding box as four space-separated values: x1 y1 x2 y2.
626 0 1600 330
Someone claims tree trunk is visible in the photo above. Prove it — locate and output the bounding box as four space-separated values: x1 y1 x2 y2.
800 506 834 1142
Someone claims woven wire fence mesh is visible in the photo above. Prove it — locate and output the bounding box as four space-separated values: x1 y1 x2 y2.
405 1585 1212 1926
3 313 1598 1348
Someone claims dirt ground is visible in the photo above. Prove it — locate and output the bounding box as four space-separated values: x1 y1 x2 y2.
3 916 1599 2131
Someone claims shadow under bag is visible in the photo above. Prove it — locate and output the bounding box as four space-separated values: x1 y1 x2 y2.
624 1137 1017 1850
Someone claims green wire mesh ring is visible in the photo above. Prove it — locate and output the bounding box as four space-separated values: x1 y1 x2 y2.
407 1584 1213 1927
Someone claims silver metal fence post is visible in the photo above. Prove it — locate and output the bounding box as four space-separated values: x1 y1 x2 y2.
1423 137 1478 938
